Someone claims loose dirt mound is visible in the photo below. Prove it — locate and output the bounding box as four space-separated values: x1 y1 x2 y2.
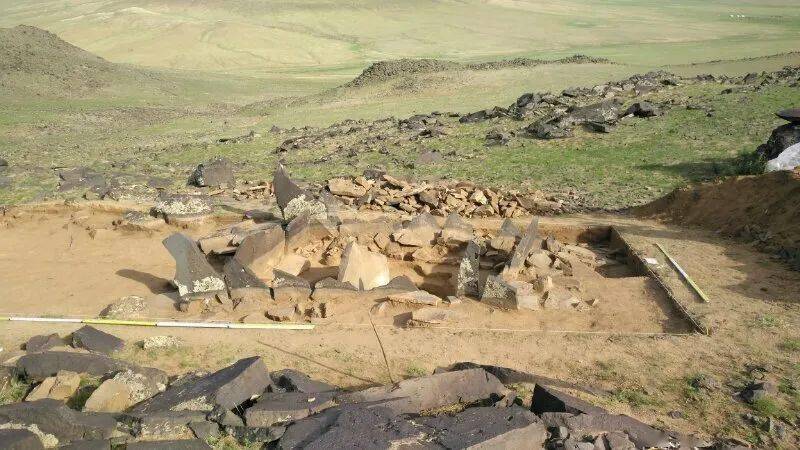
346 54 612 87
636 169 800 259
0 25 149 96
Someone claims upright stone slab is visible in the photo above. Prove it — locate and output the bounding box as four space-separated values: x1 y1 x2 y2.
338 242 391 290
163 233 226 298
190 157 235 187
273 164 326 222
233 226 285 276
72 326 125 355
456 240 480 297
131 357 271 414
507 216 540 276
285 213 335 251
490 218 520 252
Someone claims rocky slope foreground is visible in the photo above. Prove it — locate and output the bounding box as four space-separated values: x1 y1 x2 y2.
0 326 744 449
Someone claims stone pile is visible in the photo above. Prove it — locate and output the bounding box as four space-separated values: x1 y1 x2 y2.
0 334 736 449
139 165 610 326
326 171 565 217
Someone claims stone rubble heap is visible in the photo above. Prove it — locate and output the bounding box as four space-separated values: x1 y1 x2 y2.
0 332 745 449
135 165 613 327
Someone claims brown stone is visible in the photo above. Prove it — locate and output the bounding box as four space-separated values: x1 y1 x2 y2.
387 290 441 306
83 379 132 412
26 370 80 402
234 226 285 276
338 242 391 290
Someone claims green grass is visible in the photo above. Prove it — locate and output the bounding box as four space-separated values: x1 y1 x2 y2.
0 377 29 405
780 339 800 352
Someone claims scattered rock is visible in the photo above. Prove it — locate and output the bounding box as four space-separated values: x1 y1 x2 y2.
328 178 367 197
271 369 338 394
625 101 661 117
407 307 459 327
141 336 184 350
127 440 211 450
25 334 62 353
421 406 547 449
0 399 117 445
439 212 473 243
271 269 312 303
387 290 441 306
153 193 212 218
100 295 146 319
245 392 336 427
83 379 132 412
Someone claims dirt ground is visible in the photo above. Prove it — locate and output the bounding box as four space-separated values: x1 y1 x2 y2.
1 202 799 445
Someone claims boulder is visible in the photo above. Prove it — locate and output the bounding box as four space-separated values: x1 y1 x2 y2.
25 370 80 401
311 278 358 302
757 123 800 159
481 276 539 310
71 326 125 355
122 410 205 439
456 240 480 297
392 213 440 247
163 233 226 299
190 158 234 187
439 213 473 243
224 426 286 446
407 307 459 327
0 429 44 450
245 392 336 427
341 368 508 415
153 193 212 218
542 413 686 449
566 99 623 124
24 334 63 353
387 290 441 306
271 269 312 303
223 258 271 302
337 242 391 290
526 120 573 140
421 406 547 449
271 369 338 394
490 219 520 252
328 178 367 197
233 226 285 276
83 379 131 412
624 101 660 117
273 164 326 222
127 440 212 450
275 254 310 276
130 357 271 414
777 107 800 124
15 351 167 384
285 213 335 251
0 399 117 445
531 384 607 415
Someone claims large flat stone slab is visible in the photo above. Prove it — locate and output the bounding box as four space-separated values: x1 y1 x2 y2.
0 428 44 450
71 326 125 355
15 351 167 384
531 384 607 415
421 406 546 449
341 368 508 415
0 399 117 446
338 242 390 290
131 357 270 414
244 391 335 427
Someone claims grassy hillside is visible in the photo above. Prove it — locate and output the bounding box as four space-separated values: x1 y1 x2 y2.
0 0 797 74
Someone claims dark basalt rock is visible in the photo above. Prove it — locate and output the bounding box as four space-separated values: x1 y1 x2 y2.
15 351 166 384
25 333 63 353
0 399 117 445
0 429 44 450
71 325 125 355
190 157 235 187
531 384 607 415
777 107 800 124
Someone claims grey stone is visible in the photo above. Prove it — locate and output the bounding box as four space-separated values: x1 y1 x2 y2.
71 326 124 355
285 213 335 251
163 233 226 299
456 242 480 297
122 410 206 439
224 425 285 446
271 369 338 394
776 107 800 124
188 421 219 441
59 440 110 450
25 334 62 353
624 101 660 118
341 368 507 415
757 123 800 159
490 219 520 252
272 269 312 303
127 440 211 450
440 212 473 243
507 216 540 276
278 405 428 450
273 164 326 222
531 384 607 415
0 399 117 445
15 351 167 384
604 431 636 450
392 213 440 247
232 226 285 276
190 157 234 187
131 357 271 414
0 429 43 450
153 193 212 217
545 413 684 449
223 257 269 292
421 406 546 449
567 99 623 124
245 392 336 427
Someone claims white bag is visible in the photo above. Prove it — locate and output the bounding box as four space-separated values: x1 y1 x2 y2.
766 142 800 172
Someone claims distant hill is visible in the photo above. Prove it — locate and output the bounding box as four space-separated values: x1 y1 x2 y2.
0 25 158 97
345 55 612 88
